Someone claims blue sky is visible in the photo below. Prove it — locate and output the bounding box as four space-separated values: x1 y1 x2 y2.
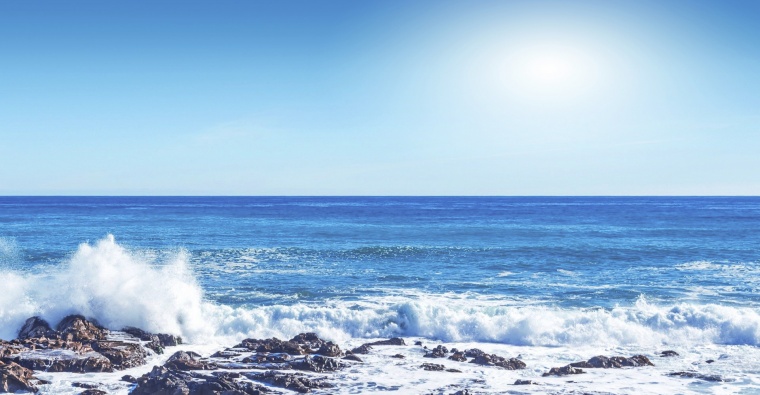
1 0 759 195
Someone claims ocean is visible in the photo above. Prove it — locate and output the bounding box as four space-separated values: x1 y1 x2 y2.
1 196 759 394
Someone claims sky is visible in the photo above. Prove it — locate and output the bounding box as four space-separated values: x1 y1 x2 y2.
1 0 759 195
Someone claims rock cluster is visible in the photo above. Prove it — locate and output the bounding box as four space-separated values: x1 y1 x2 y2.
543 354 654 376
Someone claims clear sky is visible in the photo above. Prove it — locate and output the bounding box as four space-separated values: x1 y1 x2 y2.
1 0 759 195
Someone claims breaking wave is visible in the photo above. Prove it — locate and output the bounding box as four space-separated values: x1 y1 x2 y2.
1 236 759 349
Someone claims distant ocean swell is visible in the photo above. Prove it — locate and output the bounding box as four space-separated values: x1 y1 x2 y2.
0 236 759 349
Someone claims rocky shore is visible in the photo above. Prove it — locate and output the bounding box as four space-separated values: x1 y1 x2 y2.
0 316 731 394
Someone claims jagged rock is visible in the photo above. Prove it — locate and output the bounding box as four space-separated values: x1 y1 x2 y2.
157 333 182 347
667 371 729 382
79 390 106 395
164 351 217 371
365 338 405 346
543 365 586 376
15 349 113 373
133 366 272 394
0 361 38 393
290 333 326 351
56 315 107 342
514 379 535 385
391 354 405 359
424 345 448 358
248 370 332 393
449 352 467 362
122 327 181 354
659 350 679 357
421 363 446 371
236 338 306 355
342 354 363 362
120 375 137 383
464 349 485 358
242 353 291 364
414 341 423 346
91 341 146 369
469 353 526 370
316 342 342 357
291 356 344 373
211 350 242 358
17 317 54 340
350 344 373 354
570 355 654 369
706 359 715 364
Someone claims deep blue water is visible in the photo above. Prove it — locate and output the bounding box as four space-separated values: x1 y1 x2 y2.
1 196 759 309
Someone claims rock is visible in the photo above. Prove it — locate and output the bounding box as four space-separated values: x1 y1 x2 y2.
210 350 242 358
451 389 471 395
316 342 342 357
133 366 272 395
290 333 326 351
120 375 137 383
242 353 291 364
248 370 332 393
157 333 182 347
291 356 345 373
667 371 729 382
91 340 146 369
0 361 38 393
421 363 445 371
569 355 654 369
514 379 535 385
17 317 54 340
391 354 405 359
542 365 586 376
464 348 485 358
342 354 363 362
236 338 306 355
366 338 405 346
448 352 467 362
164 350 217 371
79 390 106 395
15 349 113 373
705 359 715 364
424 345 448 358
414 341 423 346
122 327 179 354
56 315 107 342
350 344 373 354
469 353 526 370
659 350 679 357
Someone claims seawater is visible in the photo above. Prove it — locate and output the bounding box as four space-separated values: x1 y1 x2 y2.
1 196 760 394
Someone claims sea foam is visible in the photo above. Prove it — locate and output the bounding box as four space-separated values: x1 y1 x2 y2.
1 236 760 350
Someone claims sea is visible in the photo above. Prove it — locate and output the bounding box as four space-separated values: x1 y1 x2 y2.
1 196 759 394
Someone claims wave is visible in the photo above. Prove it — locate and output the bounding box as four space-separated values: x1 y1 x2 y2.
1 236 759 349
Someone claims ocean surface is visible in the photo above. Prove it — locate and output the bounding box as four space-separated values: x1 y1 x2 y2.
1 196 759 394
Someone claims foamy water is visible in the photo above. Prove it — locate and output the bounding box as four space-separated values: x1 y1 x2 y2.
2 196 760 393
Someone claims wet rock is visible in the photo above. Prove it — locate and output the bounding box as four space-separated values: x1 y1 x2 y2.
164 350 217 371
120 375 137 383
451 389 471 395
122 327 180 354
391 354 405 359
424 345 448 358
414 341 423 346
570 355 654 369
448 352 467 362
291 356 345 373
15 349 113 373
17 317 54 340
659 350 679 357
133 365 272 394
470 353 526 370
463 349 485 358
542 365 586 376
242 353 291 364
91 340 146 369
0 361 38 393
79 390 106 395
350 344 373 354
316 342 342 357
211 350 242 358
236 338 306 355
248 370 332 393
290 333 326 351
667 371 729 382
157 333 182 347
342 354 363 362
514 379 535 385
366 338 406 346
56 315 107 342
421 363 446 371
705 359 715 364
